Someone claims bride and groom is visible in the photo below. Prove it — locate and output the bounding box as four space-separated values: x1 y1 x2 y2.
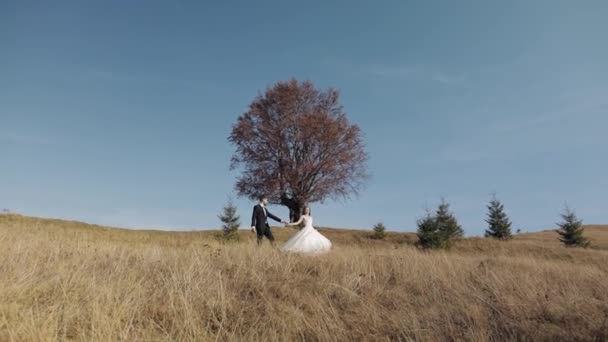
251 195 332 255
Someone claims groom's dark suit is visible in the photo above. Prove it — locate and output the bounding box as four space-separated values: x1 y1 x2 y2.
251 204 282 243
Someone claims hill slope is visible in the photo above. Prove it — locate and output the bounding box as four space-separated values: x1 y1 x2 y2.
1 214 607 341
0 213 419 247
515 225 608 250
1 213 606 248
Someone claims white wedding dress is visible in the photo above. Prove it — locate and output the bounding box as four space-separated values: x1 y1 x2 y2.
281 216 332 255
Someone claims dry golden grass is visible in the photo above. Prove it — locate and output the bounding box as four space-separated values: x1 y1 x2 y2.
1 214 607 341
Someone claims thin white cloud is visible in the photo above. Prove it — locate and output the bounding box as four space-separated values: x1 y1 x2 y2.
365 65 419 78
430 71 466 86
492 94 608 133
361 63 467 86
94 208 215 231
433 92 608 164
324 57 466 86
0 131 53 145
84 66 220 91
437 145 494 163
87 69 136 82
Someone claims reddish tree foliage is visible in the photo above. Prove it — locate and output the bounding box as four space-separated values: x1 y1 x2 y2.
229 79 369 222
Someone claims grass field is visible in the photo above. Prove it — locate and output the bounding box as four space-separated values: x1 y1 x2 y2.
1 214 607 341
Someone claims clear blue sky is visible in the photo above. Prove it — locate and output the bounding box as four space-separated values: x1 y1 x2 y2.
1 1 607 235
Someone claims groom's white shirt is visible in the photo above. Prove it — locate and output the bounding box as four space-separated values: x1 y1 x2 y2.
260 203 267 222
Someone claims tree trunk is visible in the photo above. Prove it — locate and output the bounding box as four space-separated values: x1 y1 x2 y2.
289 203 304 223
280 194 305 223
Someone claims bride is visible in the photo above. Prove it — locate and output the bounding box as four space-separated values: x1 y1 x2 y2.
281 207 332 255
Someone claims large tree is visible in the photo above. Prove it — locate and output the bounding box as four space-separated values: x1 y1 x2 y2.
229 79 368 222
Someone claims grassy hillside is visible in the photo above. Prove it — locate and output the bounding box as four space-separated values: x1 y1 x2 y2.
1 214 607 341
515 225 608 250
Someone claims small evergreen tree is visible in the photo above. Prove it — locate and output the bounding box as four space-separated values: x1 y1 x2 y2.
219 200 240 241
372 222 386 240
416 211 442 249
557 207 590 248
436 199 464 243
484 196 512 240
416 200 463 249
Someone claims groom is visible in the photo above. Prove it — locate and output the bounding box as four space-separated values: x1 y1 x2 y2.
251 195 287 246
